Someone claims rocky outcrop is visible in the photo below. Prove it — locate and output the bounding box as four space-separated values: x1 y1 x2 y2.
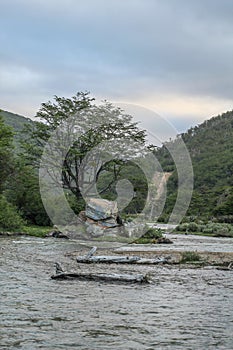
82 198 124 237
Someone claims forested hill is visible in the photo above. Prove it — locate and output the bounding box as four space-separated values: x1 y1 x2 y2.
0 109 33 145
158 110 233 221
1 107 233 221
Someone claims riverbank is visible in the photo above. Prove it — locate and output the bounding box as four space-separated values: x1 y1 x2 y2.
1 228 233 267
0 225 52 237
65 233 233 267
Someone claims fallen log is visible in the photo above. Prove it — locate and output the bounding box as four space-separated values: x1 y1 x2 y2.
76 255 168 265
216 262 233 271
51 271 149 283
76 255 140 264
135 257 169 264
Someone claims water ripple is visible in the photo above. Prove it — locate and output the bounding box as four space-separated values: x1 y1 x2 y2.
0 236 233 349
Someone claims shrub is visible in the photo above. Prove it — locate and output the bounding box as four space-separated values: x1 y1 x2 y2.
0 195 24 230
202 227 214 234
157 214 169 223
177 221 233 237
143 226 163 239
181 251 201 263
215 215 233 224
188 222 199 232
177 223 190 232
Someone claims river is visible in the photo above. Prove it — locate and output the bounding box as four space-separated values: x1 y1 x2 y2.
0 236 233 349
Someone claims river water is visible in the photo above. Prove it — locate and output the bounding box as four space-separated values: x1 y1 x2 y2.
0 236 233 350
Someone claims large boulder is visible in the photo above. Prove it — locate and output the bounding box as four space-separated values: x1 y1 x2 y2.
84 198 125 237
48 198 125 240
86 198 118 224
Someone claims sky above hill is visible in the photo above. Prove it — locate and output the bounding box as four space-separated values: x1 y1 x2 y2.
1 0 233 135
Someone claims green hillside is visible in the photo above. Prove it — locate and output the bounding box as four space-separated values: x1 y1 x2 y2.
1 105 233 224
0 109 33 147
157 110 233 222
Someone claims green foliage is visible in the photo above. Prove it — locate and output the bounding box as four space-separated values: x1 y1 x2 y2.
0 109 33 151
143 226 163 239
134 226 163 243
66 193 85 214
97 161 148 215
5 163 51 226
0 115 26 230
22 92 147 210
2 101 233 231
156 110 233 222
187 222 199 232
214 187 233 216
181 251 201 263
0 116 14 191
1 92 148 230
176 221 233 237
0 195 24 230
21 225 52 237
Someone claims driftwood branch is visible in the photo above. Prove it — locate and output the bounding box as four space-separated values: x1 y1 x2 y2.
51 272 149 283
76 255 169 265
77 247 169 265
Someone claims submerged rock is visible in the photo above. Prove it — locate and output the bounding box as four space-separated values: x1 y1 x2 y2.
47 226 69 239
155 236 173 244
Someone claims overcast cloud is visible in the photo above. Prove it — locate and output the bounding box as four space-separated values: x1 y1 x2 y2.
1 0 233 132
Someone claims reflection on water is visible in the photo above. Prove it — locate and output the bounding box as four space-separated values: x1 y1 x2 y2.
0 236 233 349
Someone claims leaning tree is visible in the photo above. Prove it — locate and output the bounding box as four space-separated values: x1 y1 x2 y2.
22 92 149 208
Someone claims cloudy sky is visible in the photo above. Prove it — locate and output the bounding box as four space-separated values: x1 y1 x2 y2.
1 0 233 134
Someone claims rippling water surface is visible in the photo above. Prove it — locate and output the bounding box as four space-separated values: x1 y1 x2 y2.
0 236 233 349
